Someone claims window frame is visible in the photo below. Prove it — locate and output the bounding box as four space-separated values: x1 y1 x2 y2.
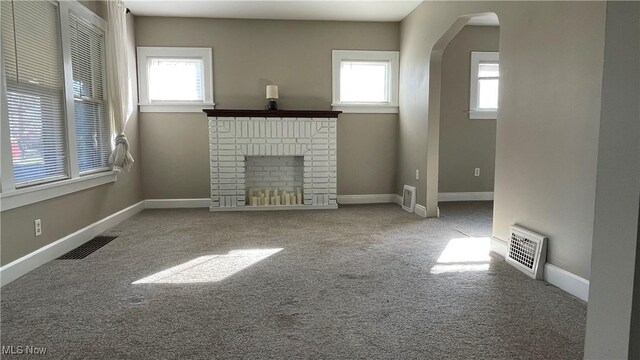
469 51 499 120
0 0 116 211
331 50 399 114
136 47 215 113
65 5 111 176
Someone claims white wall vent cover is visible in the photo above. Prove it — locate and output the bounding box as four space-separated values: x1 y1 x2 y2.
402 185 416 213
506 225 548 280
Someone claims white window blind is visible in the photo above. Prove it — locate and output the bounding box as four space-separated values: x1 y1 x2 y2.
477 62 499 109
148 58 204 102
339 61 389 103
68 10 110 174
2 0 68 187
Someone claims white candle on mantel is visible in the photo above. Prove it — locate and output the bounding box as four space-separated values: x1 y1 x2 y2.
251 196 258 206
286 193 292 205
266 85 279 100
290 194 296 205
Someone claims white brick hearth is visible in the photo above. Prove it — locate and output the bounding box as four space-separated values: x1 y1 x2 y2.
206 110 340 211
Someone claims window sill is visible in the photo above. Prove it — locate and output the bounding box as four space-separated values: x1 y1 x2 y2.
331 104 399 114
139 103 215 113
1 171 117 211
469 110 497 119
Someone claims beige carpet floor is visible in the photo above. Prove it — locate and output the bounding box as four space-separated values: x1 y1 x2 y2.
0 202 586 359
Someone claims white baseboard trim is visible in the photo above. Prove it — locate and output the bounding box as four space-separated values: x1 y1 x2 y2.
544 263 590 302
490 236 508 257
414 204 427 218
145 198 211 209
491 237 589 301
392 194 427 217
337 194 398 204
439 192 494 202
0 200 145 286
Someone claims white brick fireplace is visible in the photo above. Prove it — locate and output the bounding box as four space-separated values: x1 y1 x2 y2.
205 110 341 211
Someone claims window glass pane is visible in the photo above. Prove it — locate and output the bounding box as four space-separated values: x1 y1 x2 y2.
478 79 499 109
3 0 68 186
75 101 110 172
478 62 499 78
340 61 388 103
148 58 204 102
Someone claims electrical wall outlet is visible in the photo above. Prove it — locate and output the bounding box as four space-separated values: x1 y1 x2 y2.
415 169 419 180
34 219 42 237
474 168 480 177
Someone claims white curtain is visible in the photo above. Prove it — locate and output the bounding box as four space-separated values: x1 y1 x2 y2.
106 0 134 171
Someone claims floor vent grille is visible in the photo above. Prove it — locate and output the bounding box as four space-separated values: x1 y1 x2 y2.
402 185 416 213
506 225 547 279
57 236 117 260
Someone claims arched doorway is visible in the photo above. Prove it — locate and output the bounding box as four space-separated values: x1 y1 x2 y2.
424 13 500 217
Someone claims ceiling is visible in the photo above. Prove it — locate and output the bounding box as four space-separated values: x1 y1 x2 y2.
124 0 424 22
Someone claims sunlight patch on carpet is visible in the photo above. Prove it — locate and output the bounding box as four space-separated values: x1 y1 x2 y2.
430 263 490 274
132 248 283 284
431 237 490 274
437 237 491 263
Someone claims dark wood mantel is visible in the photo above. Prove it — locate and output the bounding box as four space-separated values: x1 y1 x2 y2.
203 109 342 118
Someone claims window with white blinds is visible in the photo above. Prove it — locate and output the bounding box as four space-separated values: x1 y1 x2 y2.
69 11 110 174
2 0 68 187
136 47 214 112
469 51 499 120
331 50 399 114
1 0 112 198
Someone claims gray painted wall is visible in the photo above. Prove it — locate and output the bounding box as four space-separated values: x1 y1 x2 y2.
134 17 399 199
438 25 499 193
78 0 105 18
0 7 143 266
631 201 640 359
583 2 640 358
400 1 606 279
